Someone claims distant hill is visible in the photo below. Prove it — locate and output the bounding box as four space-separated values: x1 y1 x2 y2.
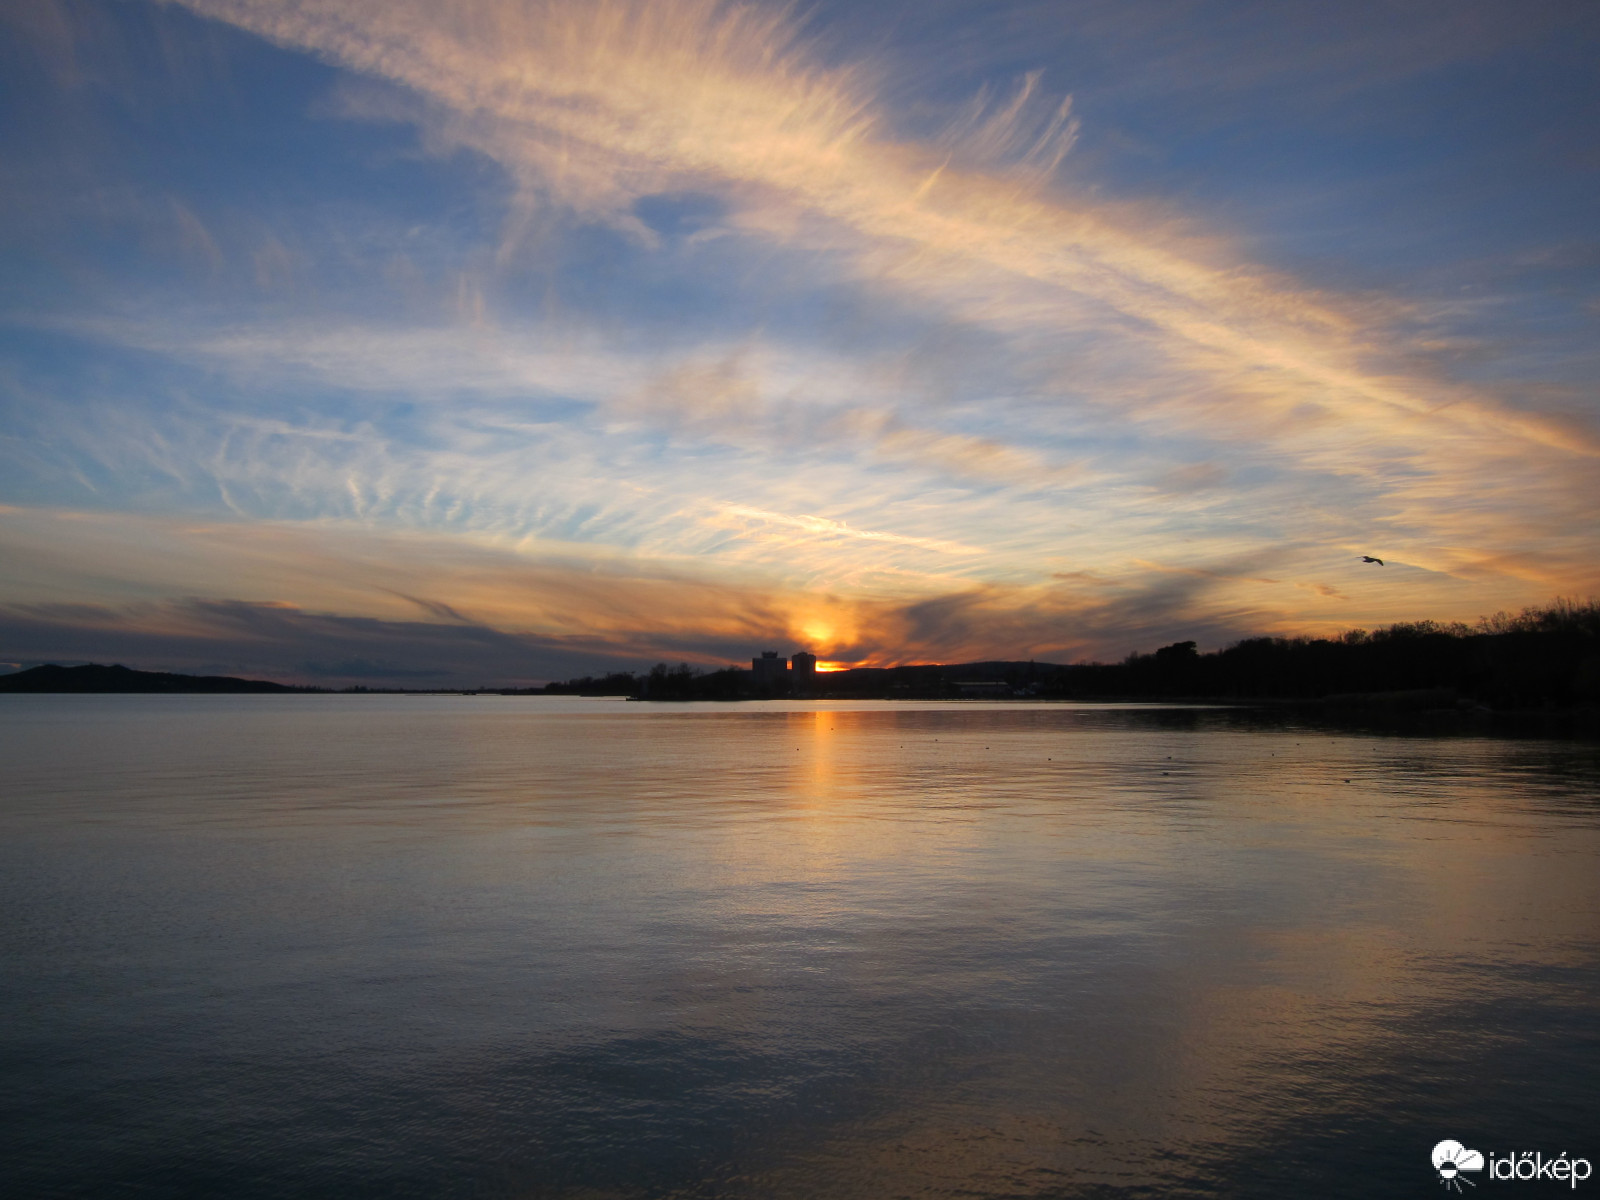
0 663 314 694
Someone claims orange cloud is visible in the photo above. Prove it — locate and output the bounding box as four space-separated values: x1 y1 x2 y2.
6 506 1575 680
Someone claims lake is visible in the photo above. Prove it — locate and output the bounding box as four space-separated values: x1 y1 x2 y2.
2 696 1597 1198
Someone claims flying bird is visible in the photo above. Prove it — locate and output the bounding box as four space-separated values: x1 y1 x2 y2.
1360 555 1384 565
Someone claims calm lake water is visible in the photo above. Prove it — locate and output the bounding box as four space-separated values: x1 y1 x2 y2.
2 696 1597 1198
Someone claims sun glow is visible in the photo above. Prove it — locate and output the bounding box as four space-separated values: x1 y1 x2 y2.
798 619 835 646
2 0 1595 688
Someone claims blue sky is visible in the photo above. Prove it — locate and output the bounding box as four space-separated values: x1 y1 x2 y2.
2 0 1597 685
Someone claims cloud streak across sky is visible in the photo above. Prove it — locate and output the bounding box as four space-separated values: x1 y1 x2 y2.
1 0 1597 683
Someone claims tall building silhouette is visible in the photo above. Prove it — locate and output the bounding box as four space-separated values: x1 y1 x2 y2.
751 651 787 686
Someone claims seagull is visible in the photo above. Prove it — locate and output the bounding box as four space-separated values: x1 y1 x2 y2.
1360 556 1384 565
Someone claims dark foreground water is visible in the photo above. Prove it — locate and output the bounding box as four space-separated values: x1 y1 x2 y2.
2 697 1597 1199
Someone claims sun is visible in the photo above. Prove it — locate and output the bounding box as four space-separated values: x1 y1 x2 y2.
799 620 833 646
797 623 852 669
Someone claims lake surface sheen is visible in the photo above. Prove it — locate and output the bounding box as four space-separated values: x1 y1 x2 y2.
2 696 1597 1198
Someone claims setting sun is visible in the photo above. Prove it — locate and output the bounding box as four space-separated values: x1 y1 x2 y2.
3 4 1597 1197
799 622 834 647
0 0 1594 690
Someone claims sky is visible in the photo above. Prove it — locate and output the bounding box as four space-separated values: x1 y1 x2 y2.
1 0 1597 686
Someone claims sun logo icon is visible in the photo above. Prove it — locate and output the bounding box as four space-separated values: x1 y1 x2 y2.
1432 1140 1485 1191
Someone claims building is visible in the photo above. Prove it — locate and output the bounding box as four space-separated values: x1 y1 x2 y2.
790 651 817 689
751 651 788 686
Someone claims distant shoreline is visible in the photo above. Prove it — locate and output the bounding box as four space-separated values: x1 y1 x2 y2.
5 596 1597 732
3 662 1595 738
0 663 320 695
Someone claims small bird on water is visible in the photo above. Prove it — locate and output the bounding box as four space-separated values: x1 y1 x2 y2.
1360 555 1384 565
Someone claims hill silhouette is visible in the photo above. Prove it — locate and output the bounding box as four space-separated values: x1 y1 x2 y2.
0 663 315 694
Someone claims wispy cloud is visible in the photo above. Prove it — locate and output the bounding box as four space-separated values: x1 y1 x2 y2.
3 505 1582 681
715 504 980 556
1 0 1595 670
165 0 1600 476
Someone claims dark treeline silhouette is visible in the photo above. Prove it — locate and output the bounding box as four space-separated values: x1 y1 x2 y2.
6 599 1595 714
536 598 1600 714
536 671 641 696
1061 598 1599 710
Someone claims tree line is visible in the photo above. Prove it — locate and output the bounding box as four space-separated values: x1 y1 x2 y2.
536 598 1600 711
